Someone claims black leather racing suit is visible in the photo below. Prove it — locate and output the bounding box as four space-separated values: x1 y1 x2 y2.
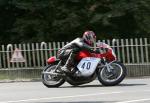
58 38 95 72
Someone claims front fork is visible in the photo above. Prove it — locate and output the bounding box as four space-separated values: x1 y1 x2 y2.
55 60 63 72
102 58 115 73
42 60 65 76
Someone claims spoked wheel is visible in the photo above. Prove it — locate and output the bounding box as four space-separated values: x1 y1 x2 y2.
98 61 126 86
42 64 65 88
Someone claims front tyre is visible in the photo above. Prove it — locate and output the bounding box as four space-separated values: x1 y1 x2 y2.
42 64 65 88
97 61 126 86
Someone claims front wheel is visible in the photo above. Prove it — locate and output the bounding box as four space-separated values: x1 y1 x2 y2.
97 61 126 86
42 64 65 88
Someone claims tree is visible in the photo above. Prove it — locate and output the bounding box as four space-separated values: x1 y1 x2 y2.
0 0 150 44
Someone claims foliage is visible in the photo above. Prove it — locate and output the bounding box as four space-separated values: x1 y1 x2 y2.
0 0 150 44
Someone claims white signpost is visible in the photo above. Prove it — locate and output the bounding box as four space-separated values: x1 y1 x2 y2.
10 48 26 63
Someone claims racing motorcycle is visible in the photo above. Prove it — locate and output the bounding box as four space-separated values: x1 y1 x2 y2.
42 42 127 87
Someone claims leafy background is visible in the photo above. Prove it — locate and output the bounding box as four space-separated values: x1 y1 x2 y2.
0 0 150 44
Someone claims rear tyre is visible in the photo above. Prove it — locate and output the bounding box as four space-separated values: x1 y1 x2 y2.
42 64 65 88
97 61 126 86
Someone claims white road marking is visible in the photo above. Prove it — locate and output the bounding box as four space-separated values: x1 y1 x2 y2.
116 98 150 103
1 90 150 103
0 91 122 103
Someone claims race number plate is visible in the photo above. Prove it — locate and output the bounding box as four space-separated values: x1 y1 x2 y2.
77 57 101 77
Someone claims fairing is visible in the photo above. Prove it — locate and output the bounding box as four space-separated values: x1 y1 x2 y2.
75 50 92 61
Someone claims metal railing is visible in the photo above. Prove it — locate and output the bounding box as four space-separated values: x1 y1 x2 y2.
0 38 150 80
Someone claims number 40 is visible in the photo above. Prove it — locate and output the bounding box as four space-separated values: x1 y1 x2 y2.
81 62 91 70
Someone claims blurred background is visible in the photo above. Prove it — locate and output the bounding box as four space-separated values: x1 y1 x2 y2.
0 0 150 44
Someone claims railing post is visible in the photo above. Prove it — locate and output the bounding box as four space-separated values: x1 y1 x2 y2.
116 39 121 61
48 42 52 57
23 43 28 68
0 45 3 69
53 42 57 57
112 39 116 53
140 38 144 63
31 43 36 67
144 38 149 63
40 42 47 66
6 44 13 69
126 39 130 64
130 39 135 63
14 44 19 68
27 43 32 67
135 38 139 63
1 45 6 68
121 39 125 63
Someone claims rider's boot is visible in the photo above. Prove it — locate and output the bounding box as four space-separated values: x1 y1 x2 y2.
61 52 75 74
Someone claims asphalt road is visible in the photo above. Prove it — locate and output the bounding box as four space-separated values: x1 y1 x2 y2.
0 78 150 103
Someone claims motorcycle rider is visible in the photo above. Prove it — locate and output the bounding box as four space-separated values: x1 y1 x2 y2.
58 30 98 73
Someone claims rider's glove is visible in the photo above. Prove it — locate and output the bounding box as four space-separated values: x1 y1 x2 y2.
93 49 101 54
72 48 80 53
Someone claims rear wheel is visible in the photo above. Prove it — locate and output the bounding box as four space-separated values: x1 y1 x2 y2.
97 61 126 86
42 64 65 88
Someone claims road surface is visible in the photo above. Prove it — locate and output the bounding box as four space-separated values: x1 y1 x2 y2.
0 78 150 103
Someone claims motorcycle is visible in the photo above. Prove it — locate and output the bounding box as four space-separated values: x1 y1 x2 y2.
42 42 127 87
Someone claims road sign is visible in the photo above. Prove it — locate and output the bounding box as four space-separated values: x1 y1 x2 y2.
10 48 26 62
